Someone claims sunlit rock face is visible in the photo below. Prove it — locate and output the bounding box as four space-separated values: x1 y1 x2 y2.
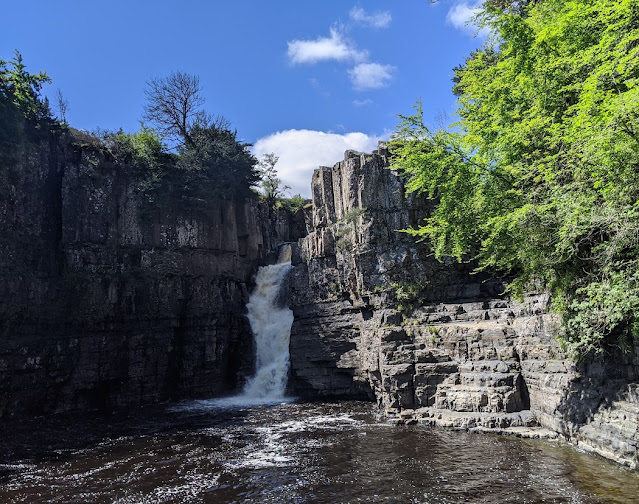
289 143 503 401
0 128 306 418
289 143 639 469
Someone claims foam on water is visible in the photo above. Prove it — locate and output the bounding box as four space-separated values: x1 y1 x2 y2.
4 401 638 503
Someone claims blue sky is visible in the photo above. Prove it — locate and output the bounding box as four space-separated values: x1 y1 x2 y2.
2 1 485 196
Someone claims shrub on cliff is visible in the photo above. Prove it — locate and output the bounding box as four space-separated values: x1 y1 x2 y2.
391 0 639 356
97 126 174 205
1 56 260 210
176 124 260 200
0 51 51 122
78 69 261 211
99 123 259 214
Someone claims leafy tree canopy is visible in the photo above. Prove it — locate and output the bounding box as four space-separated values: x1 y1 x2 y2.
0 50 51 119
391 0 639 355
257 153 290 205
177 124 260 200
0 51 54 160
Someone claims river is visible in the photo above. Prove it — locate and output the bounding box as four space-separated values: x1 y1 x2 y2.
3 251 639 503
1 400 639 503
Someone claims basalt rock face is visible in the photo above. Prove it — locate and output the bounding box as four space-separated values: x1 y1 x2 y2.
0 129 304 418
290 143 639 468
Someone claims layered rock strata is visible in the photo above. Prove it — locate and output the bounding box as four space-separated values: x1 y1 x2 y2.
0 130 304 417
289 143 639 468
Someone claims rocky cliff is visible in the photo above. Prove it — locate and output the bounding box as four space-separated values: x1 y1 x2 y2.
289 143 639 468
0 128 304 418
4 127 639 469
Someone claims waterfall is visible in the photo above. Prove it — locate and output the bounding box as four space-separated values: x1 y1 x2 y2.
239 245 294 403
172 245 294 411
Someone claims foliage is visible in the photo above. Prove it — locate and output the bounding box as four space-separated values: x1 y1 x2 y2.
86 123 259 213
256 153 308 213
100 126 166 165
95 111 259 211
391 282 422 312
80 123 259 215
393 282 421 303
0 50 51 119
98 126 170 202
275 194 306 213
390 0 639 355
334 207 368 252
0 51 54 163
176 125 260 201
342 207 368 224
335 223 355 252
257 153 290 205
427 325 439 344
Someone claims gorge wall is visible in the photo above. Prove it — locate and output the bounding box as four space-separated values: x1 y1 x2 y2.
3 126 639 470
289 143 639 469
0 128 304 418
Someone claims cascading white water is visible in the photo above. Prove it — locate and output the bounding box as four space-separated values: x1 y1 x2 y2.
240 245 294 403
172 245 294 410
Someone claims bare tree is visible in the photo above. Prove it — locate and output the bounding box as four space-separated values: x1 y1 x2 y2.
55 88 69 124
192 110 232 132
143 71 205 147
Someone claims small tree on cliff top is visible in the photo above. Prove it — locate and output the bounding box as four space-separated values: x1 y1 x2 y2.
0 50 51 120
258 153 289 205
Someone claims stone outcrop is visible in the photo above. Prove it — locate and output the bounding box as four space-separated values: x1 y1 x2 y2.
289 143 639 468
0 128 304 418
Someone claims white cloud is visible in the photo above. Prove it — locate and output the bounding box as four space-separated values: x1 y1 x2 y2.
349 7 392 29
348 62 396 90
353 98 373 106
447 2 488 37
287 27 368 64
252 129 383 198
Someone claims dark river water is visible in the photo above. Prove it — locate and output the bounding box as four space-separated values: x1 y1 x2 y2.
1 400 638 503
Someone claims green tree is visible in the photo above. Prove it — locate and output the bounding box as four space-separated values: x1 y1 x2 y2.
258 153 290 205
0 51 53 162
0 50 51 118
177 124 260 200
391 0 639 355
